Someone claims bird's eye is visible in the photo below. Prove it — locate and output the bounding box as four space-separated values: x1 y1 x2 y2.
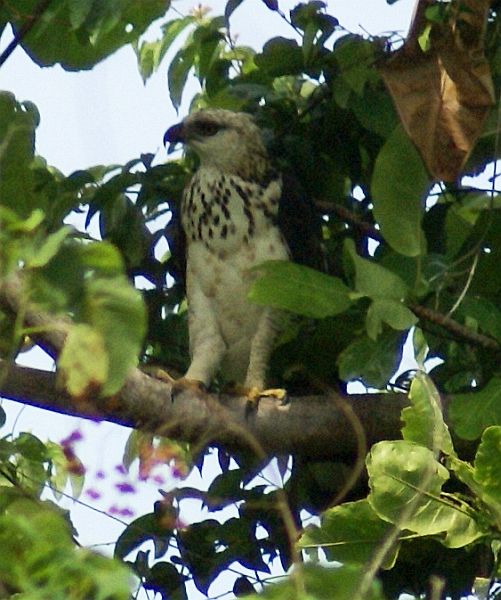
196 121 221 137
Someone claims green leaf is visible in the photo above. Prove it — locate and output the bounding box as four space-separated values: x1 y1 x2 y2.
350 86 397 138
473 426 501 523
371 124 429 256
418 24 432 52
193 21 225 83
290 2 337 62
4 0 169 70
135 39 157 82
160 16 195 58
445 203 476 257
0 92 39 218
136 16 195 82
69 465 85 500
458 296 501 344
146 562 187 599
67 0 93 29
367 440 482 548
122 429 142 471
0 207 45 233
225 0 246 26
449 377 501 440
79 241 125 276
28 226 73 268
58 323 108 397
337 330 405 388
254 37 304 77
299 499 399 568
84 276 146 395
46 441 70 501
401 371 455 455
14 432 48 462
425 4 447 23
333 35 377 95
245 563 385 600
345 239 409 301
366 298 417 340
168 44 197 110
28 243 86 313
249 260 352 318
0 497 131 598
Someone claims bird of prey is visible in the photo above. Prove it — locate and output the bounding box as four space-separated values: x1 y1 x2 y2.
163 109 321 402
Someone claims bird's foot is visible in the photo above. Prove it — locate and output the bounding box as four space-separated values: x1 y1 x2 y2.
173 377 206 398
240 386 288 414
149 369 206 401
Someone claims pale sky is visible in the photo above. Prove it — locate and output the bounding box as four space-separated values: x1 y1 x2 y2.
0 1 415 597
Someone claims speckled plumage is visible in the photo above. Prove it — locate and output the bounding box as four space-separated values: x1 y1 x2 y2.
164 109 319 392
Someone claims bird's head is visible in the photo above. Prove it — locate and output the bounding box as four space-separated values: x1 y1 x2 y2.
164 109 269 181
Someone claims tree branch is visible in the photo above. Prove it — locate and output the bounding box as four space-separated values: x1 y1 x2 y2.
0 0 53 68
0 359 476 461
315 202 501 353
409 303 500 352
0 358 408 459
315 200 383 242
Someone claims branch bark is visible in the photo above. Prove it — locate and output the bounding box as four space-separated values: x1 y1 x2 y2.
0 359 477 461
409 303 500 352
0 358 410 459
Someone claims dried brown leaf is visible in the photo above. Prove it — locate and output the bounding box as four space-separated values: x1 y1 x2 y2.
379 0 495 181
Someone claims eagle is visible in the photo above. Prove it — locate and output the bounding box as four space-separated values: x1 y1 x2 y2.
163 109 321 403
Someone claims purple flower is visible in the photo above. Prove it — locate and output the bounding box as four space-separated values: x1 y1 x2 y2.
85 488 101 500
115 482 136 494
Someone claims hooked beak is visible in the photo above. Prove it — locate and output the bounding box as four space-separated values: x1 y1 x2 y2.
163 122 185 148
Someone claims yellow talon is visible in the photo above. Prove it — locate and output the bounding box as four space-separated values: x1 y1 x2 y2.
244 386 288 414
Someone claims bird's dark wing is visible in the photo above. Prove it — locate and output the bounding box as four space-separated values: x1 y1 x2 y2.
164 201 187 294
277 171 325 271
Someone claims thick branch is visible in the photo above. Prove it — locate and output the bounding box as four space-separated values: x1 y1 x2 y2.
1 359 476 461
0 358 409 459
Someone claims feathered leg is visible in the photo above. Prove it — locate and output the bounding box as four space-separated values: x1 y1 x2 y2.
244 308 286 408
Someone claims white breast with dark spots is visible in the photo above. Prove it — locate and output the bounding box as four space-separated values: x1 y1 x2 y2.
183 167 290 381
182 167 285 252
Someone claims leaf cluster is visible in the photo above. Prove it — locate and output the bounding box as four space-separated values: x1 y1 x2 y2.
299 373 501 599
0 405 131 598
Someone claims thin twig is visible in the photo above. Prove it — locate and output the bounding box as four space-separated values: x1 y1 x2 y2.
410 303 500 352
446 251 479 318
315 200 383 241
0 0 53 68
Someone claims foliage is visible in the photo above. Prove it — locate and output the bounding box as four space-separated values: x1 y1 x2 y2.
1 0 501 599
0 405 131 598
